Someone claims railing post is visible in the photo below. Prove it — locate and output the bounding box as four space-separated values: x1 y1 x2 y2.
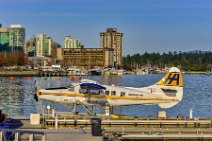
189 109 193 119
42 133 46 141
0 131 2 141
15 132 19 141
29 133 34 141
55 115 58 129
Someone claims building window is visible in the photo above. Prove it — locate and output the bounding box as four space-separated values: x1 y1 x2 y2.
111 91 116 96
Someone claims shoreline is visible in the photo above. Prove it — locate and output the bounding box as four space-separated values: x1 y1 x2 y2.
0 70 211 76
183 71 211 74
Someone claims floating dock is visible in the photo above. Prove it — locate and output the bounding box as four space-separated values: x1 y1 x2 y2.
1 114 212 141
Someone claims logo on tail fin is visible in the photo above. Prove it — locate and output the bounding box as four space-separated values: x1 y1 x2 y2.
156 68 183 87
165 73 180 86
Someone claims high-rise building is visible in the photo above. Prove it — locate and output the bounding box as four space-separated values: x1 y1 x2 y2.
26 36 36 57
100 28 123 67
64 36 83 48
0 28 10 52
0 24 2 28
9 24 25 51
36 34 52 57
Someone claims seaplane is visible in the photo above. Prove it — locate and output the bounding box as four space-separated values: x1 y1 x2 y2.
34 67 183 115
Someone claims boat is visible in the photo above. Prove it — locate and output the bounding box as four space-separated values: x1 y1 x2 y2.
66 68 87 76
88 69 102 75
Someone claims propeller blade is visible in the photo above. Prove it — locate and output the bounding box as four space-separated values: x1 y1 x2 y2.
34 93 38 102
34 84 38 102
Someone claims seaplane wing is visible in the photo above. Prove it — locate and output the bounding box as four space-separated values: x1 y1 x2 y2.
35 67 183 109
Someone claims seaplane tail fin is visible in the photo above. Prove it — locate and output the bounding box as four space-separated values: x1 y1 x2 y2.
155 67 183 87
155 67 183 108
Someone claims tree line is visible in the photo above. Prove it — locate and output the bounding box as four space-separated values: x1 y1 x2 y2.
122 52 212 71
0 51 28 67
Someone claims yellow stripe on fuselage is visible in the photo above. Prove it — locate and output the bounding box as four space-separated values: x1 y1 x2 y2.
38 91 178 102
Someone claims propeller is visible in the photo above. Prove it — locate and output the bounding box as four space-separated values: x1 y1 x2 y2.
34 92 39 102
34 80 39 102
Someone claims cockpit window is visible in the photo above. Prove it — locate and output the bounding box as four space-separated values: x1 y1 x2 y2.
79 89 87 94
69 86 75 91
89 89 100 94
80 87 100 95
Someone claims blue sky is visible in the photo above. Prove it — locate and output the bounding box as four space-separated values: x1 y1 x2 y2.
1 0 212 55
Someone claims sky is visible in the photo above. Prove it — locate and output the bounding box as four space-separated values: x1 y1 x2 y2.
1 0 212 55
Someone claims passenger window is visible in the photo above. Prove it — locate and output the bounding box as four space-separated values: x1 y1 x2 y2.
105 91 110 95
120 92 125 96
111 91 116 96
99 90 104 95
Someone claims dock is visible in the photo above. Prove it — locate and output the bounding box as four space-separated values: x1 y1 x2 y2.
0 70 69 77
1 114 212 141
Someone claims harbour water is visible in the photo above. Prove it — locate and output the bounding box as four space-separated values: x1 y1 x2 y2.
0 74 212 118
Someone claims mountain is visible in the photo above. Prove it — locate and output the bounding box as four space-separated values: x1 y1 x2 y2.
184 50 211 54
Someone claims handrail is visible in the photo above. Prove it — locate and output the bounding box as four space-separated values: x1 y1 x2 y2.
0 129 46 141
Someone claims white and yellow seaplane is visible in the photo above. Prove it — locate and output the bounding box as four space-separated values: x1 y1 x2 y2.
35 67 183 115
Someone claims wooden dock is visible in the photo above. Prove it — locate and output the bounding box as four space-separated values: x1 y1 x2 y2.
42 114 212 140
1 116 212 140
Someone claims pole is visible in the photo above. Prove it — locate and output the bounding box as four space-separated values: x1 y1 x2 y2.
15 132 19 141
55 114 58 129
29 134 34 141
189 109 193 119
33 52 35 69
0 131 3 141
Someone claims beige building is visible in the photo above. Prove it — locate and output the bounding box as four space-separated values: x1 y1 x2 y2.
64 36 83 48
56 47 63 61
62 48 113 68
100 28 123 67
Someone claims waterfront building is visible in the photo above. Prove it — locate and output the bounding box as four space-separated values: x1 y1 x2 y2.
0 28 10 52
51 43 63 64
64 36 83 48
62 48 114 68
100 28 123 67
9 24 25 51
56 47 63 61
36 34 52 57
25 36 36 57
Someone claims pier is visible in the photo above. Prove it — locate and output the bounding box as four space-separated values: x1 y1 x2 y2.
0 71 69 77
1 113 212 141
34 112 212 140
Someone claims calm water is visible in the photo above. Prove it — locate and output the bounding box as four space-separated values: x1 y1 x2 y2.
0 74 212 118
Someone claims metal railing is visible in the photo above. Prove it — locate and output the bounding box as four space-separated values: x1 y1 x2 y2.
0 129 45 141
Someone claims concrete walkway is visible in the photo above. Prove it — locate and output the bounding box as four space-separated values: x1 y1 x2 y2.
17 128 102 141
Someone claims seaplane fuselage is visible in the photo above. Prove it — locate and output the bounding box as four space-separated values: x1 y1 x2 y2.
36 67 183 109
